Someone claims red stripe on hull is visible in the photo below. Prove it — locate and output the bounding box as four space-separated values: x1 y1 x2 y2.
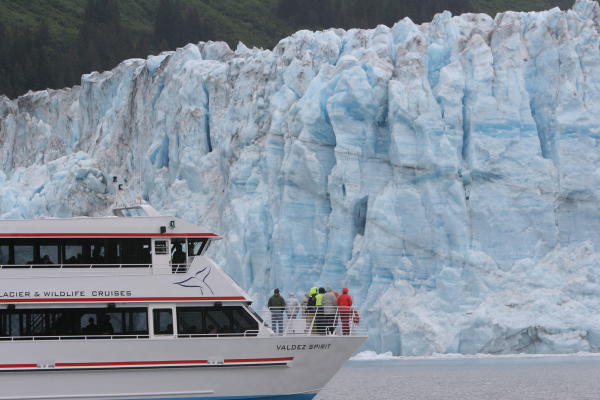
224 357 294 363
0 364 37 369
0 297 246 303
0 357 294 369
56 360 209 367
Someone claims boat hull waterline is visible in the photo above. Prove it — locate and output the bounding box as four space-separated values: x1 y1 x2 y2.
0 335 365 400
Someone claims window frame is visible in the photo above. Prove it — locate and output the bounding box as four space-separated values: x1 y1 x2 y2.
152 308 174 336
0 238 152 268
176 306 258 337
0 307 149 339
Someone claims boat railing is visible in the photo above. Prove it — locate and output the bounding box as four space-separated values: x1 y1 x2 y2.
0 334 150 341
0 331 262 341
256 306 366 337
0 263 154 270
177 331 260 338
0 263 190 275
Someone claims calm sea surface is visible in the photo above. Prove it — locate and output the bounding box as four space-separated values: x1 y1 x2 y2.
316 356 600 400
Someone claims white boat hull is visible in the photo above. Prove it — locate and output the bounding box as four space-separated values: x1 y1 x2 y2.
0 335 365 400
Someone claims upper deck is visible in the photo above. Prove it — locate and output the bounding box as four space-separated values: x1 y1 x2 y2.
0 203 221 273
0 205 251 304
0 214 220 239
0 215 219 269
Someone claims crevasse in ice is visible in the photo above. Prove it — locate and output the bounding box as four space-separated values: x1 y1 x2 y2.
2 0 600 355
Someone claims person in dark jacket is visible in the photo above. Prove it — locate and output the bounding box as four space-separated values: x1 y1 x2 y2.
171 243 186 273
337 288 353 335
315 287 326 335
305 287 318 333
268 288 286 335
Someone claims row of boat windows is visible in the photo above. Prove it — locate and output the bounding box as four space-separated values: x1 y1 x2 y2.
0 306 258 337
0 238 207 266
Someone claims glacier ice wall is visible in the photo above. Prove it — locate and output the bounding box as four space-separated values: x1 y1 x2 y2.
2 0 600 355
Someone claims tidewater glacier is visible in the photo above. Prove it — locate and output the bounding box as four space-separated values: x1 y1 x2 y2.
1 0 600 355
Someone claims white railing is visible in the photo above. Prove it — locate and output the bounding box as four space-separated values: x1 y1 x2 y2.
0 263 190 275
177 331 260 338
257 306 365 336
0 334 150 341
0 263 153 270
0 331 264 342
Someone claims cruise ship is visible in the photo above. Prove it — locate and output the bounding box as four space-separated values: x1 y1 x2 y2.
0 203 366 400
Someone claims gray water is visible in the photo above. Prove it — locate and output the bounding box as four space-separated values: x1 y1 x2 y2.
316 356 600 400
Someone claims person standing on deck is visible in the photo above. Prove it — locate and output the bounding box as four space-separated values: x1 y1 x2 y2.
322 287 338 334
337 288 353 335
286 293 300 319
301 292 309 314
304 287 318 333
268 288 286 335
315 287 326 334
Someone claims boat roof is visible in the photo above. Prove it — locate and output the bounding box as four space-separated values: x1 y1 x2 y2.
0 215 220 239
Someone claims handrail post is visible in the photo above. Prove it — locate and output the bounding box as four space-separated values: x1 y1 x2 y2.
334 306 339 335
308 308 315 336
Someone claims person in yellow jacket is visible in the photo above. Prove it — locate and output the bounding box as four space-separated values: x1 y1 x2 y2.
304 287 318 334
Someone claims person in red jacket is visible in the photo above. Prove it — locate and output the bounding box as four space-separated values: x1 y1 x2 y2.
337 288 353 335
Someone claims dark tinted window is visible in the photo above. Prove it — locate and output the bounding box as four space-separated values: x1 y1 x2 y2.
0 245 9 264
121 239 151 265
0 239 151 267
63 241 85 264
153 309 173 335
187 239 207 256
171 239 187 262
177 308 203 334
106 309 148 334
0 312 7 336
13 244 34 264
39 245 59 264
0 308 148 338
176 306 258 336
90 242 106 264
230 307 259 333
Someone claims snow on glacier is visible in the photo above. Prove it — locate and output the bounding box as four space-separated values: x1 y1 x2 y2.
2 0 600 355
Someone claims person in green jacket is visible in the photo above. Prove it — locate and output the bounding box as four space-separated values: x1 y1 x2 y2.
268 288 286 335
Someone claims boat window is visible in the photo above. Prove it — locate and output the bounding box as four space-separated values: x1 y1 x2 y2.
153 309 173 335
0 308 148 338
80 312 115 335
171 239 187 259
0 312 8 336
13 244 34 265
188 239 207 256
170 239 187 273
176 306 258 336
90 242 105 264
154 240 168 255
0 245 8 265
113 207 148 217
0 239 151 267
39 244 59 264
177 308 203 334
120 239 151 266
230 307 259 333
63 241 86 264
